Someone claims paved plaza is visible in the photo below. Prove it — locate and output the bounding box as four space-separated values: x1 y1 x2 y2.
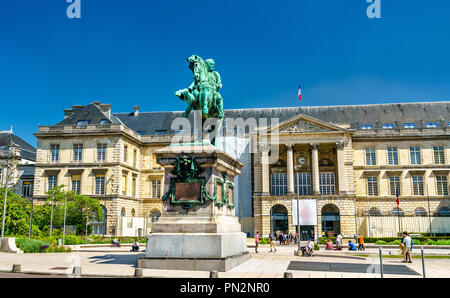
0 245 449 278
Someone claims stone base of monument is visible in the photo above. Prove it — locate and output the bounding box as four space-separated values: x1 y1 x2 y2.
138 232 249 271
138 144 249 272
139 252 250 272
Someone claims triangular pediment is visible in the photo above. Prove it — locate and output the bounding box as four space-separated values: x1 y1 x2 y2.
264 114 348 134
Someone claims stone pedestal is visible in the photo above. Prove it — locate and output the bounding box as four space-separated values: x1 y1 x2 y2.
139 143 249 271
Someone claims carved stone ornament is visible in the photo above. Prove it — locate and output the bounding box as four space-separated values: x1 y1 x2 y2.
280 119 324 133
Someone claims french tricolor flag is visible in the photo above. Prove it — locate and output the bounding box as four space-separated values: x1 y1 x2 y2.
298 84 302 101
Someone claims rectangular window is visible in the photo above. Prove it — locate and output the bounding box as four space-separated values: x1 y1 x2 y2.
382 123 394 129
48 175 58 190
387 147 398 165
97 144 106 162
389 176 401 196
365 148 376 166
436 176 449 196
425 122 438 128
271 173 287 196
122 175 127 195
73 144 83 162
50 145 60 163
72 175 81 194
95 176 105 195
133 149 137 168
155 130 166 135
367 176 378 196
294 173 311 195
99 119 108 125
403 123 416 129
124 145 128 163
361 124 374 130
319 172 335 195
412 176 424 196
152 180 161 198
410 147 421 165
22 181 32 197
132 177 137 197
77 120 89 125
433 146 445 165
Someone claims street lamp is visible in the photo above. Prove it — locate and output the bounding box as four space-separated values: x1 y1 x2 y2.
295 166 301 254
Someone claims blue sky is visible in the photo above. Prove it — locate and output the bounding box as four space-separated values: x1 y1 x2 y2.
1 0 449 146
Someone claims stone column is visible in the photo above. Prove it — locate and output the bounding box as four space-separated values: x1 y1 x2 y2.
336 140 346 195
286 144 295 194
311 143 320 195
261 145 270 195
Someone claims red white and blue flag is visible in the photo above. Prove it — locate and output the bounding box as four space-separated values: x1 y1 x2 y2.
396 189 400 205
298 84 302 101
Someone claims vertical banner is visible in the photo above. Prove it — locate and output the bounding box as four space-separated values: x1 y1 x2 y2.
292 199 318 226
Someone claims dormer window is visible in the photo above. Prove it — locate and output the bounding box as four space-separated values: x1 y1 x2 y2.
77 120 90 125
403 123 416 129
155 130 166 135
382 123 394 129
361 124 374 130
99 119 109 125
425 122 438 128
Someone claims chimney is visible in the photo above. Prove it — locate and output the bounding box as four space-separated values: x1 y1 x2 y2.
133 106 140 117
64 109 73 119
99 104 112 118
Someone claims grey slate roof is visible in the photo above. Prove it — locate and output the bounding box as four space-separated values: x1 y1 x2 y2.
0 132 36 162
113 101 450 135
57 103 123 126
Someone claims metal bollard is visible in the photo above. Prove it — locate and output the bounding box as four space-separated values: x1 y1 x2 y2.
209 270 218 278
284 272 292 278
134 268 143 277
378 246 384 278
11 264 21 273
421 246 426 278
72 266 81 276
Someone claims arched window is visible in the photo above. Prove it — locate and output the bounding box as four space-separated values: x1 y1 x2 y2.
270 204 289 234
321 204 340 236
131 208 136 217
369 207 382 216
436 207 450 217
414 208 427 217
121 207 126 217
390 208 404 217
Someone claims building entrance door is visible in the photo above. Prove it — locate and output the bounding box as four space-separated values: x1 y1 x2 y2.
296 225 315 241
321 204 340 236
270 204 289 234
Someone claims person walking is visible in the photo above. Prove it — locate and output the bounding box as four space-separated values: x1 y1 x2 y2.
358 234 365 251
336 233 343 250
401 232 412 263
255 232 260 253
269 233 277 253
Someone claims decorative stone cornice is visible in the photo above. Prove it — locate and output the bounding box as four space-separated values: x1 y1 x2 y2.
280 119 325 133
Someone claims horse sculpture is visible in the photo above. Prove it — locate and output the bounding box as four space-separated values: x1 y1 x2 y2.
175 55 224 145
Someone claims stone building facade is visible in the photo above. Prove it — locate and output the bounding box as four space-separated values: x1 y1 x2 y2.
32 101 450 237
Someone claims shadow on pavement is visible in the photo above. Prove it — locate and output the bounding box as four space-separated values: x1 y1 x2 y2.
88 253 144 266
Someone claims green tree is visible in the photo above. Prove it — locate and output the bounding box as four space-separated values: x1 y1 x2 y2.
65 191 103 236
0 188 32 236
33 186 103 237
